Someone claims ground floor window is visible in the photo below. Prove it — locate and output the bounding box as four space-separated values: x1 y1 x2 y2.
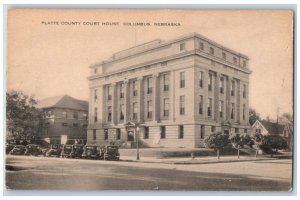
104 129 108 140
244 129 247 134
93 129 96 140
144 127 149 139
179 125 184 139
116 129 121 140
127 131 134 141
200 125 205 139
160 126 166 139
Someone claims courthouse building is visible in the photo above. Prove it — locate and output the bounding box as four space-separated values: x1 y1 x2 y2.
87 33 251 148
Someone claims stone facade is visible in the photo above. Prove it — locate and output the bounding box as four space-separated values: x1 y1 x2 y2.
87 33 251 148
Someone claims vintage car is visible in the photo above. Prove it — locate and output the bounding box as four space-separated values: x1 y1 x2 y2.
82 145 101 159
103 145 120 161
61 145 73 158
6 144 16 154
9 145 27 155
44 144 62 157
24 144 43 156
70 144 84 159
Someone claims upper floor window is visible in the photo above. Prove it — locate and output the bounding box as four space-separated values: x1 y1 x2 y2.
94 68 97 74
132 102 138 120
219 77 224 94
219 100 224 118
180 72 185 88
163 98 169 117
94 107 98 122
200 42 204 50
243 84 246 98
243 60 247 67
199 95 203 115
208 73 213 91
243 104 246 120
62 111 67 119
107 86 112 100
207 98 212 117
147 101 153 119
73 112 78 119
107 106 112 122
163 74 170 91
222 52 226 60
147 77 153 94
94 89 98 102
82 113 87 120
180 43 186 51
133 80 138 97
233 57 237 64
120 83 124 98
199 71 203 88
180 96 185 115
210 47 214 55
231 80 235 96
120 104 125 121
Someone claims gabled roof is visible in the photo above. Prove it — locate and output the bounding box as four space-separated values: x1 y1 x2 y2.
37 95 88 111
258 120 284 135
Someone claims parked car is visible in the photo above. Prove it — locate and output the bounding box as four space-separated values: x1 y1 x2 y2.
103 145 120 160
6 144 16 154
82 145 101 159
61 145 73 158
44 144 62 157
9 145 27 155
24 144 43 156
71 144 84 159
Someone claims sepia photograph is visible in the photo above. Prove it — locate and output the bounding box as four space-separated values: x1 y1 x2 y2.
5 8 294 192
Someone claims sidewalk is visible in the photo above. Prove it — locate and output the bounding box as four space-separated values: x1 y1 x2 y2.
120 155 278 164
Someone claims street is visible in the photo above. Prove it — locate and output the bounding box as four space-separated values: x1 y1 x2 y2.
5 155 292 191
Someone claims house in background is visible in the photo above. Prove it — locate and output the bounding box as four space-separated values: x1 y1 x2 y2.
37 95 88 145
251 119 284 136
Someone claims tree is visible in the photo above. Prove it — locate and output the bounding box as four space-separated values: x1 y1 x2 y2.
249 108 261 126
243 134 255 148
262 135 288 157
230 134 246 159
204 132 230 159
6 90 43 143
253 133 264 158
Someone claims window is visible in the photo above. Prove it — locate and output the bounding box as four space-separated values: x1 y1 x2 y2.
83 113 87 120
94 68 98 74
199 71 203 88
120 104 124 121
180 43 185 51
235 128 239 134
231 103 235 119
147 101 153 119
219 77 224 94
243 60 247 67
244 129 247 134
231 80 235 96
180 96 185 115
233 57 237 64
243 104 246 120
207 98 212 117
161 61 168 66
133 81 138 97
120 83 124 98
163 74 170 91
208 73 212 91
94 89 98 102
210 47 214 55
104 129 108 140
144 127 149 139
73 123 78 127
107 106 112 122
211 126 216 132
62 123 68 126
201 125 205 139
93 129 96 140
94 107 98 122
219 100 224 118
243 84 246 98
116 129 121 140
200 42 204 50
163 98 169 117
179 125 184 139
256 129 261 134
147 77 153 94
107 86 112 100
222 52 226 60
62 111 67 119
132 102 138 120
199 95 203 115
160 126 166 139
180 72 185 88
127 131 134 141
73 112 78 119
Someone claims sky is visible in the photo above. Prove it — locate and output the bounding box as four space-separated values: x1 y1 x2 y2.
6 9 293 120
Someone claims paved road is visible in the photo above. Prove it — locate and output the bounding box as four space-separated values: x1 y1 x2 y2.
5 156 292 191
